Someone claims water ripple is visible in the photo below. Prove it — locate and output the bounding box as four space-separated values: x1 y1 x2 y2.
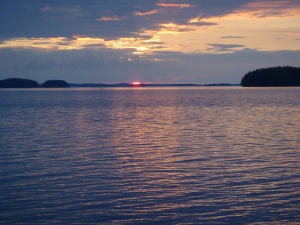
0 87 300 224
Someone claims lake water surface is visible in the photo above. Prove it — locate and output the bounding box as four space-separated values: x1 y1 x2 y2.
1 87 300 224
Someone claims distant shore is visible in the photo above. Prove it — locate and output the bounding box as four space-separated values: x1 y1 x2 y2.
0 78 240 88
3 65 300 88
69 83 239 88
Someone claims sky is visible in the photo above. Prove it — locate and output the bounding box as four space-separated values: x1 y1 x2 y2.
0 0 300 84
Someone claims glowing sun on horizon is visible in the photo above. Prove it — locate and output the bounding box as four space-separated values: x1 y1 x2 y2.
132 81 141 85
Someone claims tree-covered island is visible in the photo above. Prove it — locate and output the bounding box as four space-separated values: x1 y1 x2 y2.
40 80 69 88
241 66 300 87
0 78 39 88
0 78 69 88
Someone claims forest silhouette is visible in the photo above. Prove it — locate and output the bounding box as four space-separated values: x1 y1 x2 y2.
241 66 300 87
0 78 69 88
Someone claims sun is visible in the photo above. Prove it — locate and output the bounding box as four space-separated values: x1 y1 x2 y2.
132 81 141 85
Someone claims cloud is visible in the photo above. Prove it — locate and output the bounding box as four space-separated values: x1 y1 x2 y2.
148 46 166 49
0 1 299 84
0 36 161 53
97 16 124 21
23 60 59 70
0 1 255 40
1 47 300 84
40 6 51 12
135 9 158 16
142 41 164 44
81 44 106 49
207 44 245 52
223 0 300 19
0 1 153 39
156 3 193 8
158 23 195 34
221 36 245 39
188 21 218 26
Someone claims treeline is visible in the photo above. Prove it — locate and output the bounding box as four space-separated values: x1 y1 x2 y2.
204 83 233 86
0 78 69 88
241 66 300 87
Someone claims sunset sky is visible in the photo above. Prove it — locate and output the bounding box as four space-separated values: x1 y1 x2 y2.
0 0 300 84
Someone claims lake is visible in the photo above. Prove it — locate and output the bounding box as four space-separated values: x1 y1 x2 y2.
0 87 300 224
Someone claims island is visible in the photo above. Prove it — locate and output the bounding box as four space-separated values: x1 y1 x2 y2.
40 80 69 88
0 78 39 88
241 66 300 87
0 78 69 88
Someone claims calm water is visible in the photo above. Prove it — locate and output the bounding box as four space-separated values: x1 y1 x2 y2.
0 87 300 224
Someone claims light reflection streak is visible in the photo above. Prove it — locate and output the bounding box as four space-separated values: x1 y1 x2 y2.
94 89 300 219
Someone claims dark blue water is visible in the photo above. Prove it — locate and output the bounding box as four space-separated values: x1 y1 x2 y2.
1 87 300 224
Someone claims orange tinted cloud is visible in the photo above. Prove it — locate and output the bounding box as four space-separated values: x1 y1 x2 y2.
156 3 192 8
233 0 300 18
135 9 158 16
97 16 124 21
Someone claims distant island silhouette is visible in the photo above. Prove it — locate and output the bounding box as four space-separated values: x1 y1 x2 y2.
0 79 239 88
0 78 39 88
241 66 300 87
68 83 238 87
5 66 300 88
40 80 69 88
0 78 69 88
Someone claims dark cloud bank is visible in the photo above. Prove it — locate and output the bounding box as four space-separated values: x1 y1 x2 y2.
1 48 299 84
0 0 254 40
